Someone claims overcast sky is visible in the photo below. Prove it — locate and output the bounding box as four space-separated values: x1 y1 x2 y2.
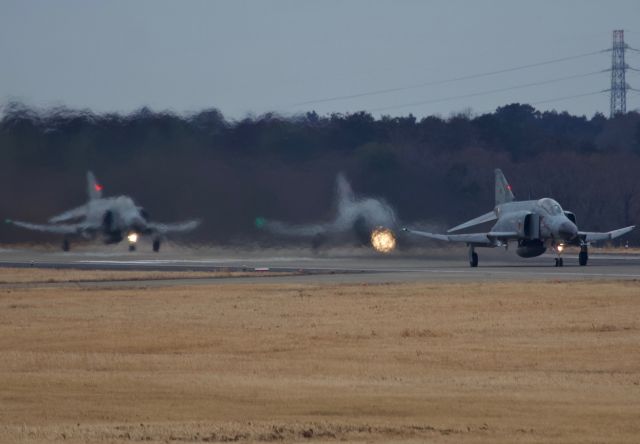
1 0 639 119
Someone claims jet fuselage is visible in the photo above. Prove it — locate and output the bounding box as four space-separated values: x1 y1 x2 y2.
83 196 149 243
492 198 578 257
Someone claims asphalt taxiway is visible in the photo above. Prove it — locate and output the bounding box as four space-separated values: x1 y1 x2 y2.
0 245 639 285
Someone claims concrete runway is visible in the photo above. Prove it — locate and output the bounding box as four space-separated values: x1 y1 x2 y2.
1 244 639 285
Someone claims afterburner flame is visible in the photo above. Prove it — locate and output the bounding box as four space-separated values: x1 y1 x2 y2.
127 232 138 243
371 227 396 253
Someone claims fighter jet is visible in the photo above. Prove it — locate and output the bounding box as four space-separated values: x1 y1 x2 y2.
258 174 398 252
7 171 199 252
404 169 635 267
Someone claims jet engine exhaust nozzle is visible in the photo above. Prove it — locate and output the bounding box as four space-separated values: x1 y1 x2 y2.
371 227 396 253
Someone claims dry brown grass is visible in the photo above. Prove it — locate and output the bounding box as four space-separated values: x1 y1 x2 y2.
0 279 639 443
0 267 288 284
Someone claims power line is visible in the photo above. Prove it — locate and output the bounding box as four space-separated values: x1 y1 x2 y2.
293 49 608 107
467 91 606 116
368 70 607 112
476 91 607 116
530 91 605 106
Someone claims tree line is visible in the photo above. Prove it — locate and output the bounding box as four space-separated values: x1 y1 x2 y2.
1 102 639 245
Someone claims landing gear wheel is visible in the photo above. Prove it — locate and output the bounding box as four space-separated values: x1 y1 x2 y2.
152 239 161 252
62 239 70 252
555 258 564 267
579 250 588 266
128 244 136 252
470 252 478 268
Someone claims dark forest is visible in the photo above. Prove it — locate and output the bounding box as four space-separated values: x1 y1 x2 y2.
2 102 640 245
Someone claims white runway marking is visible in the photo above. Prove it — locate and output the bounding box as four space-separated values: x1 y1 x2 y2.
3 248 639 284
76 259 640 279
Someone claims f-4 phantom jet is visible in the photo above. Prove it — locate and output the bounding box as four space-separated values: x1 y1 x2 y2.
259 174 398 253
7 172 199 252
404 169 635 267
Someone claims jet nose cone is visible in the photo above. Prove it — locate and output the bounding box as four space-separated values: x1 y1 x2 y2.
558 221 578 241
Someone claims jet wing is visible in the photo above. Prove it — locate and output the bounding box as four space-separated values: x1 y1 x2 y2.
261 220 329 237
147 220 200 234
447 211 497 233
579 225 635 243
8 220 86 234
404 228 518 246
48 205 89 223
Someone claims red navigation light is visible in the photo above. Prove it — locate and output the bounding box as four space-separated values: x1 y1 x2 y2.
95 184 103 192
507 184 512 191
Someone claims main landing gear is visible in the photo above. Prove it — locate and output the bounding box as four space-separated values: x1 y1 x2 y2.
62 238 70 252
468 245 478 267
579 245 588 266
153 238 161 253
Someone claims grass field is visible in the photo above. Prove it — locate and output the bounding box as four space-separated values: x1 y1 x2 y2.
0 270 638 443
0 267 289 284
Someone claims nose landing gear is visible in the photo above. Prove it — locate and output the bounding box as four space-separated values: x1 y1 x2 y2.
554 257 564 267
127 232 138 252
554 243 565 267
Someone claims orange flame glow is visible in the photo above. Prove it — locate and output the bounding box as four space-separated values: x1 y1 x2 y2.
371 227 396 253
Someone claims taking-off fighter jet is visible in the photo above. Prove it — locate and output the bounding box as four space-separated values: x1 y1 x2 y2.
7 172 199 252
404 169 635 267
258 174 398 253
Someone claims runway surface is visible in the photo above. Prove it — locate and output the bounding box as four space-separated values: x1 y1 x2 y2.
1 244 639 285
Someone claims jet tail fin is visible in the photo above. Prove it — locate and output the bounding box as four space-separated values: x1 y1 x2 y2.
336 173 355 211
87 171 103 200
495 168 515 206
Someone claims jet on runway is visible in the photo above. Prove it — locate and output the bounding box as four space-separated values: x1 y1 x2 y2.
258 174 398 253
404 169 635 267
7 172 199 252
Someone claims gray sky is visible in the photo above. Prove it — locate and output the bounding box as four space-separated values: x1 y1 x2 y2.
1 0 639 119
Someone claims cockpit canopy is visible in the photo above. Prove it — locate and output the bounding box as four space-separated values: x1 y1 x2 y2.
538 198 563 215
